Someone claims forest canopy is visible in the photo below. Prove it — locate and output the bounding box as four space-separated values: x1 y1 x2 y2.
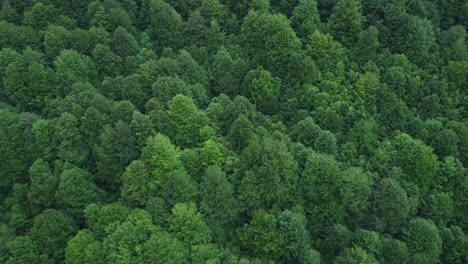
0 0 467 263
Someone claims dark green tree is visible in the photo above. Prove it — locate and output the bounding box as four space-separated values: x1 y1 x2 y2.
31 209 77 262
335 246 379 264
28 159 58 213
5 236 42 264
141 231 189 263
291 0 321 40
44 25 69 58
55 166 101 217
327 0 363 46
240 10 301 77
371 178 410 233
111 26 139 58
65 229 104 264
147 0 184 50
239 134 298 211
92 44 122 78
200 166 238 243
238 210 284 261
404 218 442 263
245 66 281 115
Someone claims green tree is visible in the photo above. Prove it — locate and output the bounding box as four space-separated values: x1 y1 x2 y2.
314 130 338 156
44 25 69 58
23 3 55 30
352 26 380 65
200 166 238 243
0 110 27 193
378 237 409 264
28 159 58 213
31 209 77 262
348 118 379 157
371 178 410 233
190 243 223 264
306 31 346 79
141 133 184 190
245 67 281 115
32 119 53 161
239 210 284 261
209 47 247 97
0 22 41 50
6 236 41 264
65 229 104 264
0 0 19 23
167 94 205 147
201 140 224 167
131 111 154 148
141 231 189 263
160 169 198 210
3 60 55 111
102 210 155 263
301 152 344 226
291 0 321 40
240 10 301 77
170 203 212 246
277 209 318 263
227 114 254 153
388 133 440 192
327 0 363 46
335 246 379 264
147 0 184 50
420 192 454 227
290 117 322 147
341 168 372 227
92 44 122 78
111 26 139 58
54 50 96 94
94 121 139 190
55 112 88 165
239 134 298 211
84 203 132 240
121 160 152 207
88 3 108 29
55 166 101 217
353 229 382 256
439 226 468 264
152 76 191 104
404 219 442 263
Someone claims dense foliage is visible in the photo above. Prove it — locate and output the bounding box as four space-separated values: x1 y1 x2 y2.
0 0 467 263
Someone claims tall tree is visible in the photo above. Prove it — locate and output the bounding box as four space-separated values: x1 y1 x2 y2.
327 0 363 46
167 94 205 147
371 178 410 233
170 203 212 246
404 219 442 263
241 10 302 78
199 166 238 243
147 0 184 50
238 210 284 261
141 133 184 190
31 209 77 262
55 166 101 217
291 0 321 40
28 159 57 213
239 134 298 211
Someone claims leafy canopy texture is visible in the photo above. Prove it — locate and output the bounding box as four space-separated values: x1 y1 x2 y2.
0 0 466 263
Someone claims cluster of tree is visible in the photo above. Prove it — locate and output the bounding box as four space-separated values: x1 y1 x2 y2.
0 0 466 263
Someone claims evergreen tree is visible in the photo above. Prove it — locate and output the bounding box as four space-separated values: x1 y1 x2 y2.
327 0 363 46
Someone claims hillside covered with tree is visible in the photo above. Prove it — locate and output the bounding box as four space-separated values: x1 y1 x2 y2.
0 0 467 263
